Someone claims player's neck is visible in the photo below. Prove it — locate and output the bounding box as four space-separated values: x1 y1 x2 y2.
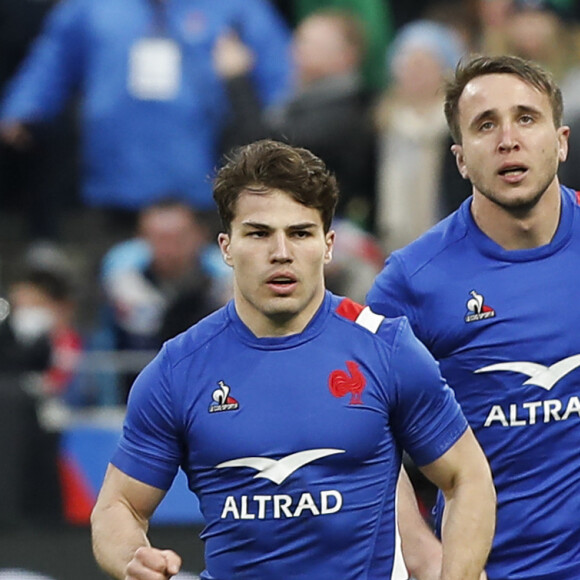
233 288 326 338
471 182 562 250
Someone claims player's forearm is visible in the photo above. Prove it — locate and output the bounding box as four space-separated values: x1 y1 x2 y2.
439 474 496 580
397 469 442 580
91 499 150 579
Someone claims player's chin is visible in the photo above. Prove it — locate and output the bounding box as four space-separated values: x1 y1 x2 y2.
263 296 301 317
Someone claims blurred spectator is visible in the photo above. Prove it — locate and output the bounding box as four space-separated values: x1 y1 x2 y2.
291 0 395 91
503 0 580 121
0 0 56 91
0 294 50 377
215 9 375 229
0 269 79 527
474 0 514 54
7 268 82 400
372 19 471 254
0 0 77 242
423 0 480 52
100 198 229 361
0 0 292 240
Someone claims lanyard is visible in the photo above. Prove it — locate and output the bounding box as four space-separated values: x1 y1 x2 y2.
148 0 169 35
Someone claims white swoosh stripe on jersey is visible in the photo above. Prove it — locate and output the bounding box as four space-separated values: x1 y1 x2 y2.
216 448 345 485
475 354 580 391
355 307 384 334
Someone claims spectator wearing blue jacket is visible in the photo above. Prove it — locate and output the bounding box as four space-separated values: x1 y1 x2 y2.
0 0 292 218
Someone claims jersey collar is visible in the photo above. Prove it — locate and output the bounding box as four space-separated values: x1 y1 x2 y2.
461 185 575 262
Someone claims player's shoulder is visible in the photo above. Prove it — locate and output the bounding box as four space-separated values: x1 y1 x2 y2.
389 199 471 278
162 303 232 365
330 294 410 344
562 184 580 209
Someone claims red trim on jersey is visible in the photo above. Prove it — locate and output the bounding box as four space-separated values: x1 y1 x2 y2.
336 297 365 321
576 191 580 205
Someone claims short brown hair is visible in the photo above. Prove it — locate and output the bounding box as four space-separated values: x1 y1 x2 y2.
213 140 339 234
444 54 564 143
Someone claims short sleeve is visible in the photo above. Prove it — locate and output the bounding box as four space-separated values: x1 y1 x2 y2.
388 319 467 466
111 346 182 490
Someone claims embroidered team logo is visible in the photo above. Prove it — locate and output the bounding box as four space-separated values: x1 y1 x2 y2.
475 354 580 391
209 380 239 413
329 361 366 405
465 290 496 323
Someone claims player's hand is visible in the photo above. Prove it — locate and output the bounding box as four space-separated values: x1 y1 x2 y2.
125 546 182 579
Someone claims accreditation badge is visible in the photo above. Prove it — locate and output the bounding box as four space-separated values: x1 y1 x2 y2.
128 37 181 100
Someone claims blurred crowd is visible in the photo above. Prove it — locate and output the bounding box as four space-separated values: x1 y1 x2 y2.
1 0 580 525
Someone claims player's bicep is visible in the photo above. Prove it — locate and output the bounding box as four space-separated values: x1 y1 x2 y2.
419 428 490 496
95 463 167 523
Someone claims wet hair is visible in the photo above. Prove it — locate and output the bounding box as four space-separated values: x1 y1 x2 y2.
213 140 339 234
444 54 564 143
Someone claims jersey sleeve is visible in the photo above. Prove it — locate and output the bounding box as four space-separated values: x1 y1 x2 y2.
388 319 467 466
111 346 182 490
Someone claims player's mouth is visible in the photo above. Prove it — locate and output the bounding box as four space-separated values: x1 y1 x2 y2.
266 273 298 294
498 163 528 183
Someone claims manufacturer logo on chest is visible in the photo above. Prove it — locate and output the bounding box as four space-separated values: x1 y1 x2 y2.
209 380 239 413
465 290 496 323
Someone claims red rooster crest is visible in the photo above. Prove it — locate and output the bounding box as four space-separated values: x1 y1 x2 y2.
328 361 366 405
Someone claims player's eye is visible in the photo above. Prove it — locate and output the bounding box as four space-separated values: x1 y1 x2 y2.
248 230 268 238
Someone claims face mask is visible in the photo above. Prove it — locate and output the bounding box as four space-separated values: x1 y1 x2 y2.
10 306 55 345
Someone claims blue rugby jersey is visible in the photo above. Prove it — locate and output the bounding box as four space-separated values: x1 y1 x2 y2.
112 291 467 580
367 186 580 580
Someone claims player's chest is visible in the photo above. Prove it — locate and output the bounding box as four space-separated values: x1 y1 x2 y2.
180 350 392 467
425 269 580 428
425 261 580 357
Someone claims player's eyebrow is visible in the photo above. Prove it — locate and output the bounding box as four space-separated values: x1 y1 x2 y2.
469 108 496 130
513 104 543 118
240 221 318 231
241 221 271 230
287 222 318 232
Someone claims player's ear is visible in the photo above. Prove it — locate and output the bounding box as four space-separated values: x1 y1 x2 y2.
218 233 233 267
558 125 570 163
324 230 335 264
451 144 469 179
